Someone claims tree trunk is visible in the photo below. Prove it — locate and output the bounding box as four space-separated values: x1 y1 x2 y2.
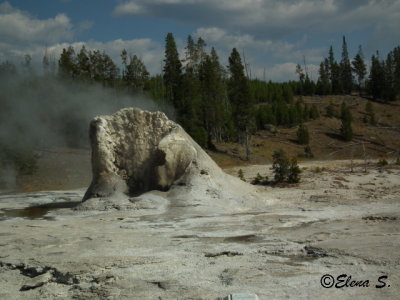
245 127 251 161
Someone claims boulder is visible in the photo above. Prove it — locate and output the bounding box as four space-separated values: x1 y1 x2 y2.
263 124 277 133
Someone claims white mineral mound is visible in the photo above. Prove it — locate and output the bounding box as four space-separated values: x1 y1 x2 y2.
79 108 267 212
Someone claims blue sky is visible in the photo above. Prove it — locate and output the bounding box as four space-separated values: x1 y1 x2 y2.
1 0 399 81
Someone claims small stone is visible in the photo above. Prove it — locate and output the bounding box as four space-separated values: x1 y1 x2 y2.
224 293 260 300
20 272 52 291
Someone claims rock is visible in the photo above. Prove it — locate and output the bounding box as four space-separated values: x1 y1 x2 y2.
20 272 52 291
81 108 254 211
223 294 260 300
263 124 277 133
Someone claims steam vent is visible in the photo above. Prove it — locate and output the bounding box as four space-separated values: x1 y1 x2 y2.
82 108 226 202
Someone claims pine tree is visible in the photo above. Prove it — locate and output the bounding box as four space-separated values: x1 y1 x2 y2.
42 49 50 75
303 74 316 95
196 37 207 63
383 51 396 101
228 48 254 160
365 101 377 125
340 36 353 94
22 54 34 76
163 33 182 108
272 149 289 183
328 46 342 94
199 48 230 144
121 49 128 69
368 53 385 100
316 61 331 95
122 53 149 93
77 45 91 82
103 52 119 87
282 83 294 103
256 105 276 129
352 45 367 94
58 46 76 79
326 101 335 118
302 103 310 122
184 35 197 70
147 74 165 105
89 50 118 87
295 64 305 95
340 102 353 141
180 35 205 146
393 46 400 99
297 123 310 145
310 104 319 119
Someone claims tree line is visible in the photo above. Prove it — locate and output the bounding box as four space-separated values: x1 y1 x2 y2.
297 36 400 102
1 33 398 153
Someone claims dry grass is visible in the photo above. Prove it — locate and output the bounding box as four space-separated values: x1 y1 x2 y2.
211 95 400 168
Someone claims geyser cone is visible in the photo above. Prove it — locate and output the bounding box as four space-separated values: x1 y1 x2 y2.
81 108 260 211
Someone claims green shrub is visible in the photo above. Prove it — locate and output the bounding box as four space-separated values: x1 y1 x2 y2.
314 166 326 173
238 169 245 181
251 172 263 185
297 123 309 145
251 173 269 185
272 149 301 184
340 102 353 141
272 149 289 183
287 158 301 183
365 101 377 125
377 158 388 167
325 101 335 118
304 145 314 158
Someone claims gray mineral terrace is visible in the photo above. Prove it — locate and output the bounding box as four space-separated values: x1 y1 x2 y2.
0 108 399 299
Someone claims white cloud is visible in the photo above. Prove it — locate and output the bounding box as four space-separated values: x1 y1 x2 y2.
0 2 74 48
255 63 298 82
7 0 395 82
254 62 319 82
113 2 146 15
0 3 164 75
366 1 400 54
113 0 400 39
195 27 295 57
0 1 320 82
193 27 323 80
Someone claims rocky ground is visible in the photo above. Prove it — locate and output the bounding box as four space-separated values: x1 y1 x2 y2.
0 160 399 299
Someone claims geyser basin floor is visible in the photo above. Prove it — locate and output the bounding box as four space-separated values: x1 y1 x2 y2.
0 162 399 299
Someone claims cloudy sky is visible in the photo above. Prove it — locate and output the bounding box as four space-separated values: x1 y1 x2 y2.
1 0 399 81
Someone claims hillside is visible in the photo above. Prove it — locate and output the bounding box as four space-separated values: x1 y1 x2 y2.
209 95 400 167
